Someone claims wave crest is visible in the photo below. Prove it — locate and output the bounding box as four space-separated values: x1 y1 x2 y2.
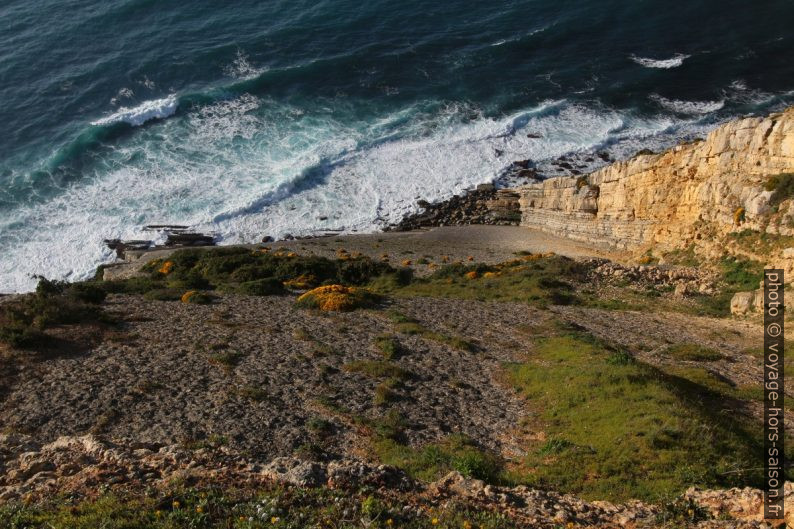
650 94 725 114
91 96 178 127
630 53 691 69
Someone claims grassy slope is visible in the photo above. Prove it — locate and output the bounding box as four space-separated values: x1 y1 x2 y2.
503 327 763 502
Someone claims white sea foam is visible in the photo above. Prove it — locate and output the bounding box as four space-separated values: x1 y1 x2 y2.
224 49 266 80
650 94 725 114
91 95 178 127
0 97 708 293
630 53 691 69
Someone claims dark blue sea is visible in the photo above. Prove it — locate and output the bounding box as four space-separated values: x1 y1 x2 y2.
1 0 794 291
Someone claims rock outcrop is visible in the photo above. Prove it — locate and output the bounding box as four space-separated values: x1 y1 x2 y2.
516 107 794 254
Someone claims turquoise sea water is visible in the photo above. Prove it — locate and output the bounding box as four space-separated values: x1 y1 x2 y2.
1 0 794 291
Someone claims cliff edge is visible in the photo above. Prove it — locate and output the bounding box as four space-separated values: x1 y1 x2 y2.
515 107 794 266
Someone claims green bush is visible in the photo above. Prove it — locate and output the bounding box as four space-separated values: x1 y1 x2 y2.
67 283 108 304
234 278 286 296
143 288 183 301
0 277 109 349
764 173 794 206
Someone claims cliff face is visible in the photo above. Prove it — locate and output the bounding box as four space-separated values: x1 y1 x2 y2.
515 107 794 253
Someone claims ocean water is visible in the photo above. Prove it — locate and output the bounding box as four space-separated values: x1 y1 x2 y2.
1 0 794 292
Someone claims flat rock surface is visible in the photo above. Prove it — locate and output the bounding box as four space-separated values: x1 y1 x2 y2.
0 294 538 461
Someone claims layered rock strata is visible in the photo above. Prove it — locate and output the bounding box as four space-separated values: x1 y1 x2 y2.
516 107 794 252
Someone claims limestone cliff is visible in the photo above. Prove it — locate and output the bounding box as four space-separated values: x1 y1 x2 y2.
513 107 794 258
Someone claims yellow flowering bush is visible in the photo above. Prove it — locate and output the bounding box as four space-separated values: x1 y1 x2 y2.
158 260 174 275
283 274 318 290
181 290 213 304
401 259 412 266
295 284 380 311
464 271 478 280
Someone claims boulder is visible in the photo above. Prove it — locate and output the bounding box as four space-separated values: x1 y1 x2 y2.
730 291 757 315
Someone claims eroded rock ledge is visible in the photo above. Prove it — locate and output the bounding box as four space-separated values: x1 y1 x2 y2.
1 433 790 528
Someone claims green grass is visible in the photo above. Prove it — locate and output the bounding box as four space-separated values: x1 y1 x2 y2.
370 255 584 307
374 433 503 483
693 256 764 317
0 486 517 529
235 385 269 402
343 360 411 380
503 327 772 502
374 334 404 360
728 229 794 255
664 343 723 362
373 378 401 406
388 317 475 352
209 350 244 368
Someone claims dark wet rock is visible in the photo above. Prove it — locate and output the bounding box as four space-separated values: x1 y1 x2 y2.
164 232 215 247
387 184 519 231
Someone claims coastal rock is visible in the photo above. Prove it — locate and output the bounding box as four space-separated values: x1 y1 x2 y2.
262 457 326 487
730 291 757 315
515 107 794 251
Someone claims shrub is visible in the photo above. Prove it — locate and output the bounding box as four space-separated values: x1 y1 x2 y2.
295 285 380 312
67 283 108 304
343 360 411 380
375 335 403 360
143 288 183 301
764 173 794 206
0 324 47 349
181 290 214 304
235 278 285 296
283 274 318 290
374 379 400 406
0 277 108 349
209 350 244 367
733 207 745 226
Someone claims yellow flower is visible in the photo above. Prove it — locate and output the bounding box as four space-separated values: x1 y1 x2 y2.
464 270 478 280
172 500 180 509
287 252 298 258
431 517 439 525
181 290 197 303
271 516 280 524
297 284 364 311
155 510 162 518
401 259 412 266
463 521 472 529
567 523 575 529
284 274 317 290
482 271 497 279
158 260 174 275
386 519 393 526
239 515 246 521
196 506 203 513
